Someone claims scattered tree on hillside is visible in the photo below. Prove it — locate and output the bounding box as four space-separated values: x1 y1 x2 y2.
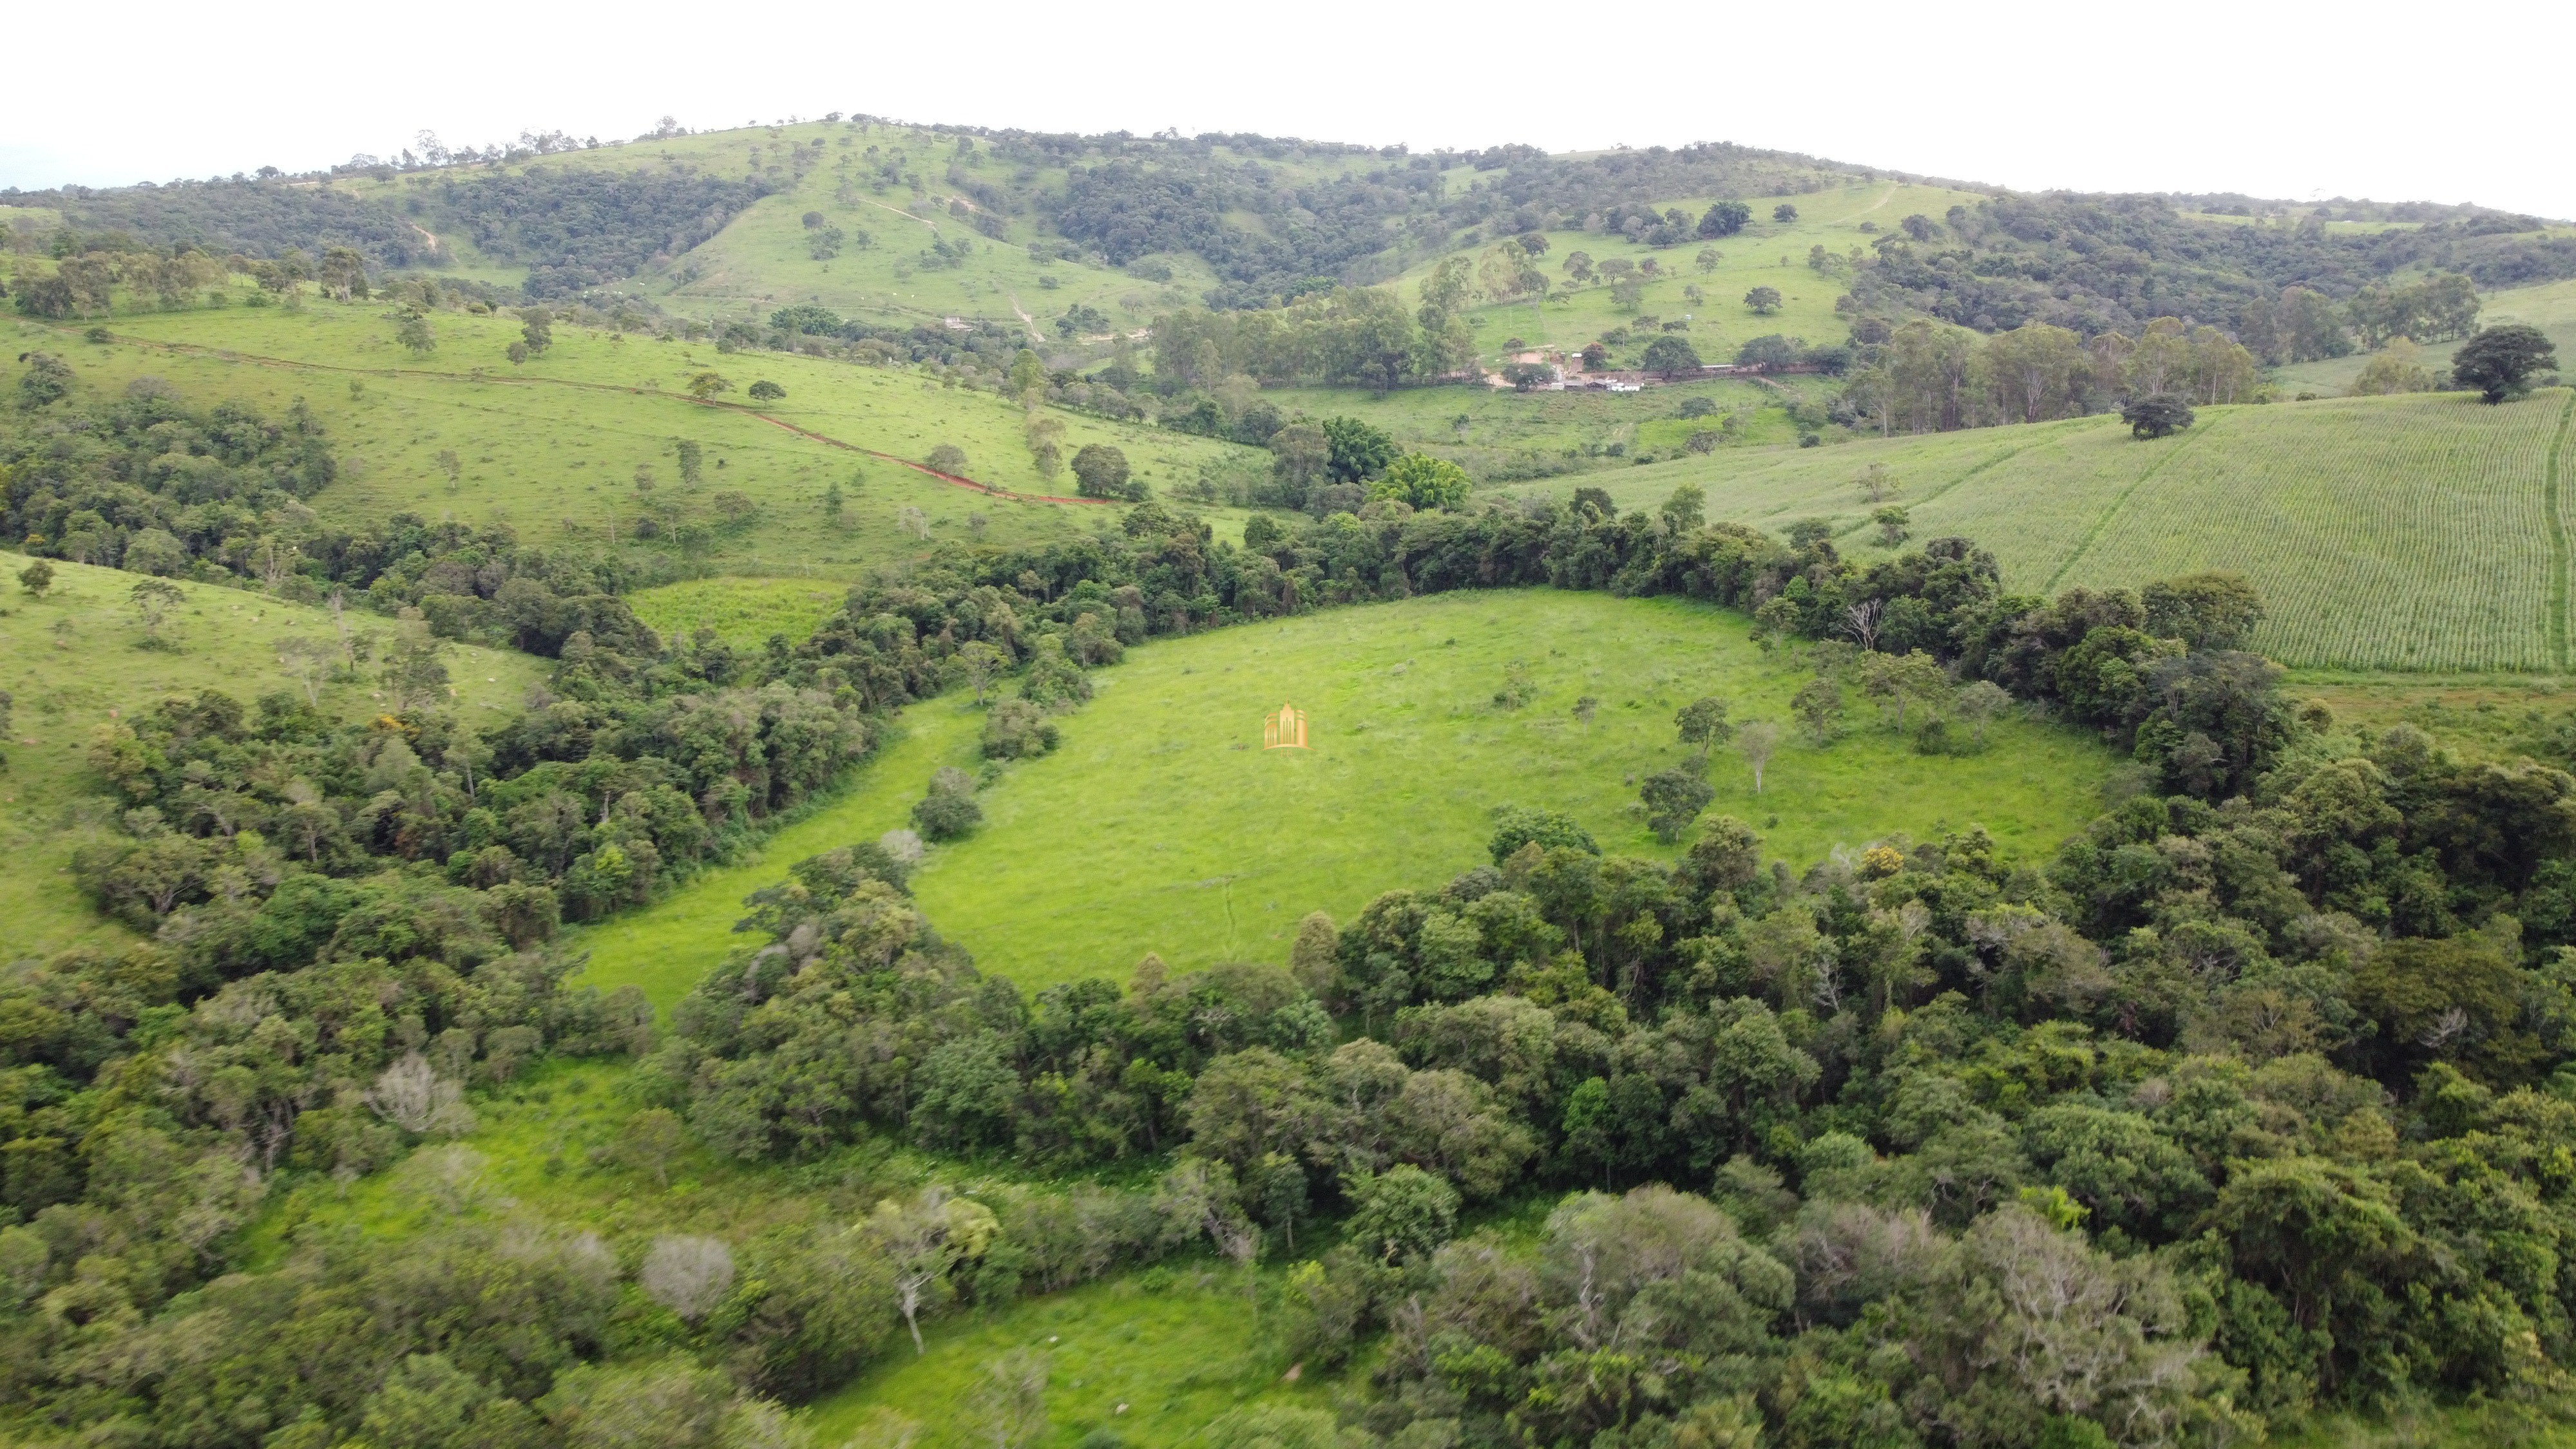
394 309 435 356
685 372 732 400
1698 201 1751 238
1071 444 1138 500
1675 696 1733 755
1955 679 2010 747
747 380 785 402
1695 247 1721 273
18 558 54 598
2121 393 2195 439
18 351 75 410
1369 453 1471 512
1743 286 1782 316
1641 768 1716 842
1855 463 1898 502
926 444 969 474
128 577 185 649
519 307 552 355
1641 335 1703 379
1874 504 1911 547
1773 203 1799 223
2453 324 2558 404
2349 343 2436 395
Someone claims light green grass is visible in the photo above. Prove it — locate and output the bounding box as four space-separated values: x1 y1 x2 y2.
0 554 546 961
18 302 1260 580
908 590 2112 992
803 1271 1317 1449
627 577 850 649
1262 373 1829 475
1404 180 1985 370
563 693 988 1011
1544 389 2576 671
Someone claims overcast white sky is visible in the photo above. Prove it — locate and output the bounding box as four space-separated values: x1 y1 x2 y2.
5 0 2566 218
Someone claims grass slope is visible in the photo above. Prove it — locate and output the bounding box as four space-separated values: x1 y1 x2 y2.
803 1271 1317 1449
1420 180 1983 369
19 302 1260 579
0 555 546 960
561 692 987 1012
910 590 2110 992
1555 388 2576 671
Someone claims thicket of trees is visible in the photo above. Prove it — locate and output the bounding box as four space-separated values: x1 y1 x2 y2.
1836 317 2259 435
433 166 772 298
1837 193 2568 341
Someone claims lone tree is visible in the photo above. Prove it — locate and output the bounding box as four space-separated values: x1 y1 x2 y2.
1071 444 1139 500
2453 324 2557 404
1737 720 1781 793
1641 769 1716 844
1773 203 1800 223
394 309 435 356
1742 287 1783 316
1698 201 1751 238
18 558 53 598
685 372 733 400
747 379 785 402
1641 335 1704 379
1675 696 1733 755
519 307 552 355
129 578 186 647
2122 393 2195 439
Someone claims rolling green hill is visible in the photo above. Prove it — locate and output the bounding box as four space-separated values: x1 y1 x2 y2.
1561 386 2576 672
14 299 1264 578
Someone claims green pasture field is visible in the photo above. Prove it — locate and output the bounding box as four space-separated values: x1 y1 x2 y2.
558 589 2110 1012
1545 388 2576 672
625 576 851 650
15 301 1263 578
803 1269 1315 1449
1261 373 1833 475
562 691 987 1012
907 589 2112 992
0 554 545 961
1409 180 1985 369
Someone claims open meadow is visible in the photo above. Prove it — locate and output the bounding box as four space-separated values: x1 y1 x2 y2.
1552 387 2576 672
17 299 1264 578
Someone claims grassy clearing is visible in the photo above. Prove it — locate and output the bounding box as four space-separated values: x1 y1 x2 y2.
1542 389 2576 672
910 589 2112 992
563 692 988 1012
19 300 1261 580
802 1270 1317 1449
1263 373 1830 478
0 554 546 960
627 577 850 650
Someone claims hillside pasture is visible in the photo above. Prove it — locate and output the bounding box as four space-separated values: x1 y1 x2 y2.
21 303 1260 579
908 589 2112 992
1552 389 2576 671
0 556 546 960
